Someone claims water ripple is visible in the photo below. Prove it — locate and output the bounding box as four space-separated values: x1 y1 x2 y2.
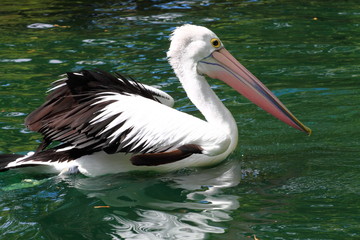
27 23 54 29
109 209 226 240
0 58 32 63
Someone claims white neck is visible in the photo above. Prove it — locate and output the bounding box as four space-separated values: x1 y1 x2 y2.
177 66 238 152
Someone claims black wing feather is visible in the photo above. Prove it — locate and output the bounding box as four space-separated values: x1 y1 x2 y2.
1 69 205 169
25 70 161 155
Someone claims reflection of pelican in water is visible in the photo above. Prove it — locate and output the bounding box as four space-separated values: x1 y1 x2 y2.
58 159 245 239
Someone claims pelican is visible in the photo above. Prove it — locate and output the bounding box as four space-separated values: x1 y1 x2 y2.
0 25 311 177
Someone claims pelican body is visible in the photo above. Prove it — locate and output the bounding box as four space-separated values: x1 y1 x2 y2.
0 25 311 176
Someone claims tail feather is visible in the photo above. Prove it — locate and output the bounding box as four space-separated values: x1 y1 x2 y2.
0 149 80 174
0 154 24 172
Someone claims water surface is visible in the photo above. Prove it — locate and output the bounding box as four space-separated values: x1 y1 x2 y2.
0 0 359 239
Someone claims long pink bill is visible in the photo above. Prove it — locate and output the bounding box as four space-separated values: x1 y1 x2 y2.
198 48 311 135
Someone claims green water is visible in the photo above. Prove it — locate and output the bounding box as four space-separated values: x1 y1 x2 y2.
0 0 359 239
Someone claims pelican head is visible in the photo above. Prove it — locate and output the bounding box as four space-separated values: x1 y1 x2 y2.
167 24 311 134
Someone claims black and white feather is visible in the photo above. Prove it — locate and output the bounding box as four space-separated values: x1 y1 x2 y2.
25 70 175 155
1 69 228 176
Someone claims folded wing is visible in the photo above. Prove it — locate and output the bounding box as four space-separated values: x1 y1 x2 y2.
24 70 227 165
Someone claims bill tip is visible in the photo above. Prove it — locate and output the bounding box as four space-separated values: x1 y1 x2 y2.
304 126 312 136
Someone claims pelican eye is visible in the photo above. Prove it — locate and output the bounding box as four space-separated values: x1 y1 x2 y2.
210 38 221 48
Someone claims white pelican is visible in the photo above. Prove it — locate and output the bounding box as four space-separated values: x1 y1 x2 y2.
0 25 311 176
